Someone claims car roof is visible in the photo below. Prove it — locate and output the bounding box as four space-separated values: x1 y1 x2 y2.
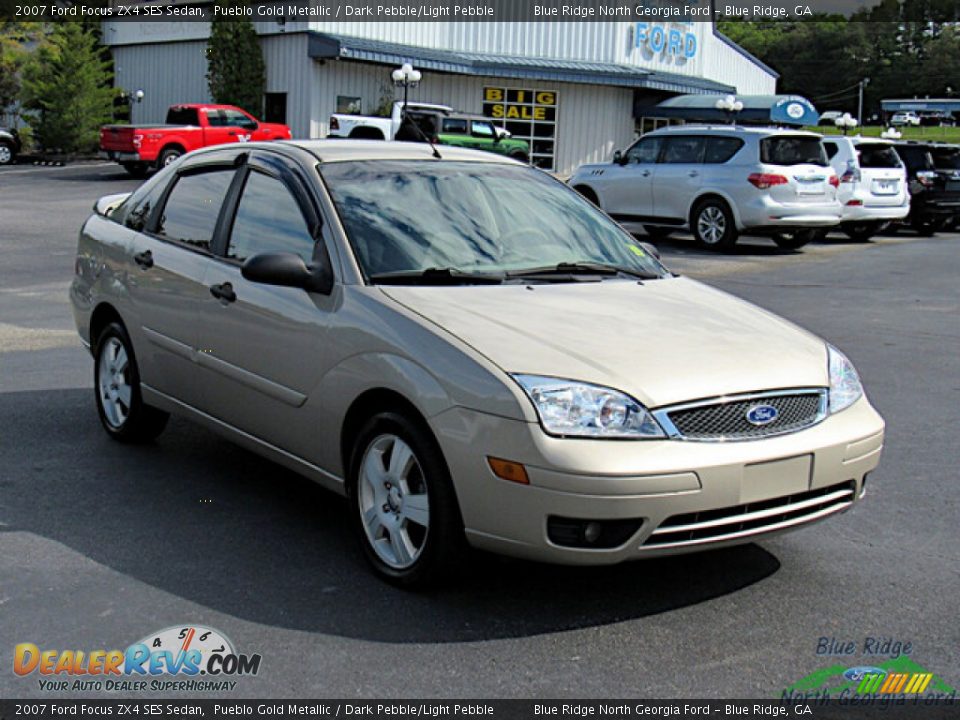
264 139 520 165
645 125 822 138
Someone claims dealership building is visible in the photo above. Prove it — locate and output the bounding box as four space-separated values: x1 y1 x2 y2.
104 17 777 175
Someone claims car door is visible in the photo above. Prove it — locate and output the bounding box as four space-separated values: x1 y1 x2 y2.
125 154 240 403
467 120 500 153
196 151 338 461
221 108 266 142
438 117 470 147
652 135 705 221
596 136 661 221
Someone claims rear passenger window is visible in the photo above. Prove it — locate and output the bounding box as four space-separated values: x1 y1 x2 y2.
156 170 235 251
823 141 840 160
703 137 744 164
165 107 200 126
227 171 315 264
660 136 705 164
442 118 468 134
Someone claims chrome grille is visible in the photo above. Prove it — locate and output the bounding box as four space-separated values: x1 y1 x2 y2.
655 390 826 441
642 481 855 549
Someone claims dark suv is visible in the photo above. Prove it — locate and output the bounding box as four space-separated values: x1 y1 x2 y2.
0 127 22 165
892 142 960 234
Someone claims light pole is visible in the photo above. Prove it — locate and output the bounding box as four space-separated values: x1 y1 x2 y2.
835 112 858 136
714 95 744 124
391 63 422 124
857 77 870 126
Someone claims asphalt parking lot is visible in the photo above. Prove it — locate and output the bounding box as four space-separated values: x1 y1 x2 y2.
1 162 958 699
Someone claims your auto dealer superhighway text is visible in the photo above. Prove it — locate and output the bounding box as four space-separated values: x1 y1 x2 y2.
214 705 493 716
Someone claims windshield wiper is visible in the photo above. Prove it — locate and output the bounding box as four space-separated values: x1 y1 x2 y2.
507 262 661 281
368 267 504 286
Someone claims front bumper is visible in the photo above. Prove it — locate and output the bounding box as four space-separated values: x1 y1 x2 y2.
432 398 884 565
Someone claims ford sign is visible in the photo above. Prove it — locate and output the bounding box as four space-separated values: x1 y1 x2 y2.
746 404 779 426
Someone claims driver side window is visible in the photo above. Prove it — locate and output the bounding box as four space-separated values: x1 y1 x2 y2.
227 171 315 264
625 138 661 164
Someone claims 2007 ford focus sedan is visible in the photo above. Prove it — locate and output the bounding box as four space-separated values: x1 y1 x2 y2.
71 141 884 586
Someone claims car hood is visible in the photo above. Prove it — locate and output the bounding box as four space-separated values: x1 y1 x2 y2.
381 277 829 409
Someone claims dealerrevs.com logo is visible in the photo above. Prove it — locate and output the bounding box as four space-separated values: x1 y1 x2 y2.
14 625 262 692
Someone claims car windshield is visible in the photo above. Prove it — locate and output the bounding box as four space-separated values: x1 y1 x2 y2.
857 143 902 169
760 136 828 167
319 161 667 281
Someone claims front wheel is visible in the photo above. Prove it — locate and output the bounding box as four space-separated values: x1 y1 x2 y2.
348 412 465 587
94 322 169 443
691 199 738 250
0 141 16 165
772 229 823 250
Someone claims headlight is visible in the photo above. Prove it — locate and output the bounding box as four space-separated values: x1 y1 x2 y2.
511 374 665 439
828 346 863 414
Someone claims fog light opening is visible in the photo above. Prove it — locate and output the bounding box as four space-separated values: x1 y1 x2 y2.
547 516 644 549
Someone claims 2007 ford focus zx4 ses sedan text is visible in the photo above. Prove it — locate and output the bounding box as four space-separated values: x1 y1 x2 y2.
71 140 885 586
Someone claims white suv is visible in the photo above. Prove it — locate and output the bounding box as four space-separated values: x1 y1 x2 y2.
569 126 842 251
821 136 909 241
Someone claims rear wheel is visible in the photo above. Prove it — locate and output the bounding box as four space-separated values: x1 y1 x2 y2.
842 222 880 242
94 322 169 443
772 229 823 251
911 216 942 236
348 411 465 588
508 151 529 164
157 147 183 168
643 225 673 241
122 162 148 178
691 198 738 250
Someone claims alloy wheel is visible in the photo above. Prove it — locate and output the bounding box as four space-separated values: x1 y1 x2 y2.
357 434 430 569
97 336 132 428
698 206 726 245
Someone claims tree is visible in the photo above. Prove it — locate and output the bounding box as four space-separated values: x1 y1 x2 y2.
20 23 115 154
206 0 265 116
0 22 40 125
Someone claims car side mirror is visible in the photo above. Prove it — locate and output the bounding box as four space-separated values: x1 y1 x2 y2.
493 133 502 144
613 150 625 165
94 192 132 218
241 252 334 295
638 241 661 260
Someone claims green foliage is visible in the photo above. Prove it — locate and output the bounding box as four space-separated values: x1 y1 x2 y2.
19 23 115 154
720 9 960 120
206 0 265 116
0 21 41 124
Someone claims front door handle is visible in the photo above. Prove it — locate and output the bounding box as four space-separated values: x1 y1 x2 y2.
209 282 236 303
133 250 153 269
688 170 700 177
641 169 651 177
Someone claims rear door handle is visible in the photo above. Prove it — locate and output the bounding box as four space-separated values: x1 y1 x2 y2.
688 170 699 177
133 250 153 269
209 282 236 303
641 169 651 177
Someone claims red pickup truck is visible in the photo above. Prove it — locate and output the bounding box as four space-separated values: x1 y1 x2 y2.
100 104 292 176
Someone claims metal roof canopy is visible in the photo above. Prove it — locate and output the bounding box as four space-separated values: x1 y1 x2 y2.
307 32 734 95
881 99 960 113
645 94 820 125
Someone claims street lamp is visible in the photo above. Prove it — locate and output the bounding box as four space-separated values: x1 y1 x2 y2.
392 63 422 121
835 112 858 136
714 94 743 124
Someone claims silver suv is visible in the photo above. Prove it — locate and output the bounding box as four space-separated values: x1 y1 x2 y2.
569 126 842 251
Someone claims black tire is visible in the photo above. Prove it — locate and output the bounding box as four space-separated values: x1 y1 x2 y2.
573 185 600 207
911 216 942 237
772 229 823 251
157 146 183 169
122 162 148 178
509 151 529 164
643 225 673 240
691 198 738 250
93 322 169 443
0 140 16 166
347 411 465 588
842 222 879 243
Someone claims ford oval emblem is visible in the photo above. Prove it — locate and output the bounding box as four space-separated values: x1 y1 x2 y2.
746 404 779 426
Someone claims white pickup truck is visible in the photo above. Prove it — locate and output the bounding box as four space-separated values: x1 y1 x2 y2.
328 101 453 140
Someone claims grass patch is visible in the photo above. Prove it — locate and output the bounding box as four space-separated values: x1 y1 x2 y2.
807 125 960 143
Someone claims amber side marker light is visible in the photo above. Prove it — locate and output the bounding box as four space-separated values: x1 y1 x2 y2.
487 457 529 484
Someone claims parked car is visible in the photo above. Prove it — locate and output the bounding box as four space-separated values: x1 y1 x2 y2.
917 110 955 127
328 101 453 140
429 113 529 162
817 111 844 127
568 126 842 251
71 140 884 586
890 111 922 127
821 136 909 241
891 141 960 234
100 104 292 177
0 126 22 165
